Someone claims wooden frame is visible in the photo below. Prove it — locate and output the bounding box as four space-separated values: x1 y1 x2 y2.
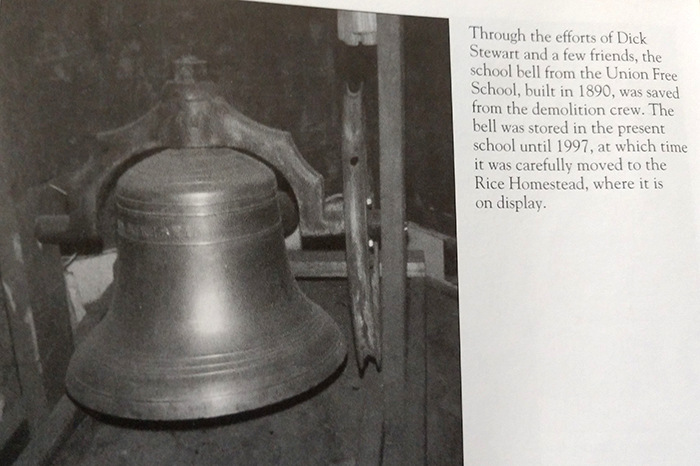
13 12 427 466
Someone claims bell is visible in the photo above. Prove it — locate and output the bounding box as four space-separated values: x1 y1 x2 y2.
66 148 346 420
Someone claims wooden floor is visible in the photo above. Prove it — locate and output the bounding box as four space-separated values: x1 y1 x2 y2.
45 279 462 466
425 282 463 466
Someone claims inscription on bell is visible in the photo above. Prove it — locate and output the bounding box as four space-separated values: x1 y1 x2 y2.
117 219 195 242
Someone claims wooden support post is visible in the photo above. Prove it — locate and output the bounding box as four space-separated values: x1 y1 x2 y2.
378 13 414 466
405 277 427 465
0 398 26 451
0 177 49 435
13 396 84 466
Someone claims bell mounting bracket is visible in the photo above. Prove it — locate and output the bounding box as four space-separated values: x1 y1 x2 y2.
35 56 345 245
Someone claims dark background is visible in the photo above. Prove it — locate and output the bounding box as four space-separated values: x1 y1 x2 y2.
0 0 455 237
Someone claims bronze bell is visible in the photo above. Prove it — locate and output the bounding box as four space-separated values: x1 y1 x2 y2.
65 147 347 420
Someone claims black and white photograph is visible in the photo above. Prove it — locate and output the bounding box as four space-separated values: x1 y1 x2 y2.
0 1 459 465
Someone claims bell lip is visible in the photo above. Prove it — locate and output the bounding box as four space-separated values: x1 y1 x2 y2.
67 355 348 426
64 311 347 421
66 338 346 421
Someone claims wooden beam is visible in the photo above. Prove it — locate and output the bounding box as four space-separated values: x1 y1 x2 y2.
0 171 48 434
0 398 26 450
405 278 427 465
377 14 411 466
13 396 84 466
288 250 424 278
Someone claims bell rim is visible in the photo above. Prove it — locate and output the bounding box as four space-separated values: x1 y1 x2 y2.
65 302 347 421
66 336 346 421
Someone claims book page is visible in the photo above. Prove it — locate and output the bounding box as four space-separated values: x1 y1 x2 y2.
451 7 700 465
253 1 700 464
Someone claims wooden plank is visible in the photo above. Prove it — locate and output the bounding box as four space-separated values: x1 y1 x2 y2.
405 278 427 465
427 276 459 300
0 398 26 449
355 365 384 466
13 395 84 466
407 222 450 282
377 14 410 466
288 249 424 278
20 189 74 407
0 180 49 434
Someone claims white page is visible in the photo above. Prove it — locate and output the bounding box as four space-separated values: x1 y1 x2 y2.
451 5 700 465
253 1 700 464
